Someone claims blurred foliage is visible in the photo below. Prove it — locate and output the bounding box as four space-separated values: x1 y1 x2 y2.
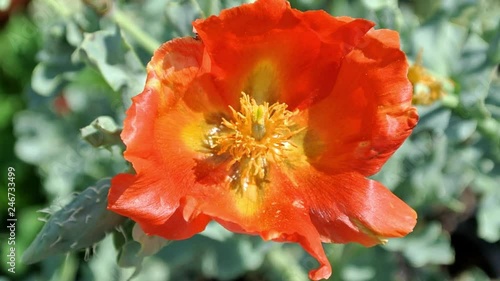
0 0 499 280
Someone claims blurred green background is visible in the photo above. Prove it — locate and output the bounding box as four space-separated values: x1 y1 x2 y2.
0 0 499 280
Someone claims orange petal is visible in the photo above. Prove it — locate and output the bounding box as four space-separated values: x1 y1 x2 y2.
179 161 414 279
301 171 417 245
109 38 225 238
168 160 329 280
305 29 418 176
108 173 180 228
141 202 211 240
107 1 418 280
193 0 374 110
108 174 210 239
121 35 231 182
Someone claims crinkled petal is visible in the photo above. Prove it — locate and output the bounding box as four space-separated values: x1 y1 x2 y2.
171 143 414 279
193 0 374 110
305 29 418 176
178 160 332 280
108 173 179 229
108 1 418 280
108 38 224 237
108 174 210 239
301 171 417 245
121 36 229 182
123 37 204 170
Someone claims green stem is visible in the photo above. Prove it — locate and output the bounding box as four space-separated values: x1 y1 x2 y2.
110 9 161 54
60 253 78 280
441 94 460 109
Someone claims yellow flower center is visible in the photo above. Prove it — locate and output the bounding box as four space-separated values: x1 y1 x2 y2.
209 93 303 192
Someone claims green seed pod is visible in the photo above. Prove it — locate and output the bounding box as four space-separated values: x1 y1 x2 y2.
22 178 127 264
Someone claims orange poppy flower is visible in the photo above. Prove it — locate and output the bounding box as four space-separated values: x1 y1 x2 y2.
108 0 419 279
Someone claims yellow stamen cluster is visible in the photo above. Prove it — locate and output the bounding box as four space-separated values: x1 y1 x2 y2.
408 51 453 106
210 93 303 192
